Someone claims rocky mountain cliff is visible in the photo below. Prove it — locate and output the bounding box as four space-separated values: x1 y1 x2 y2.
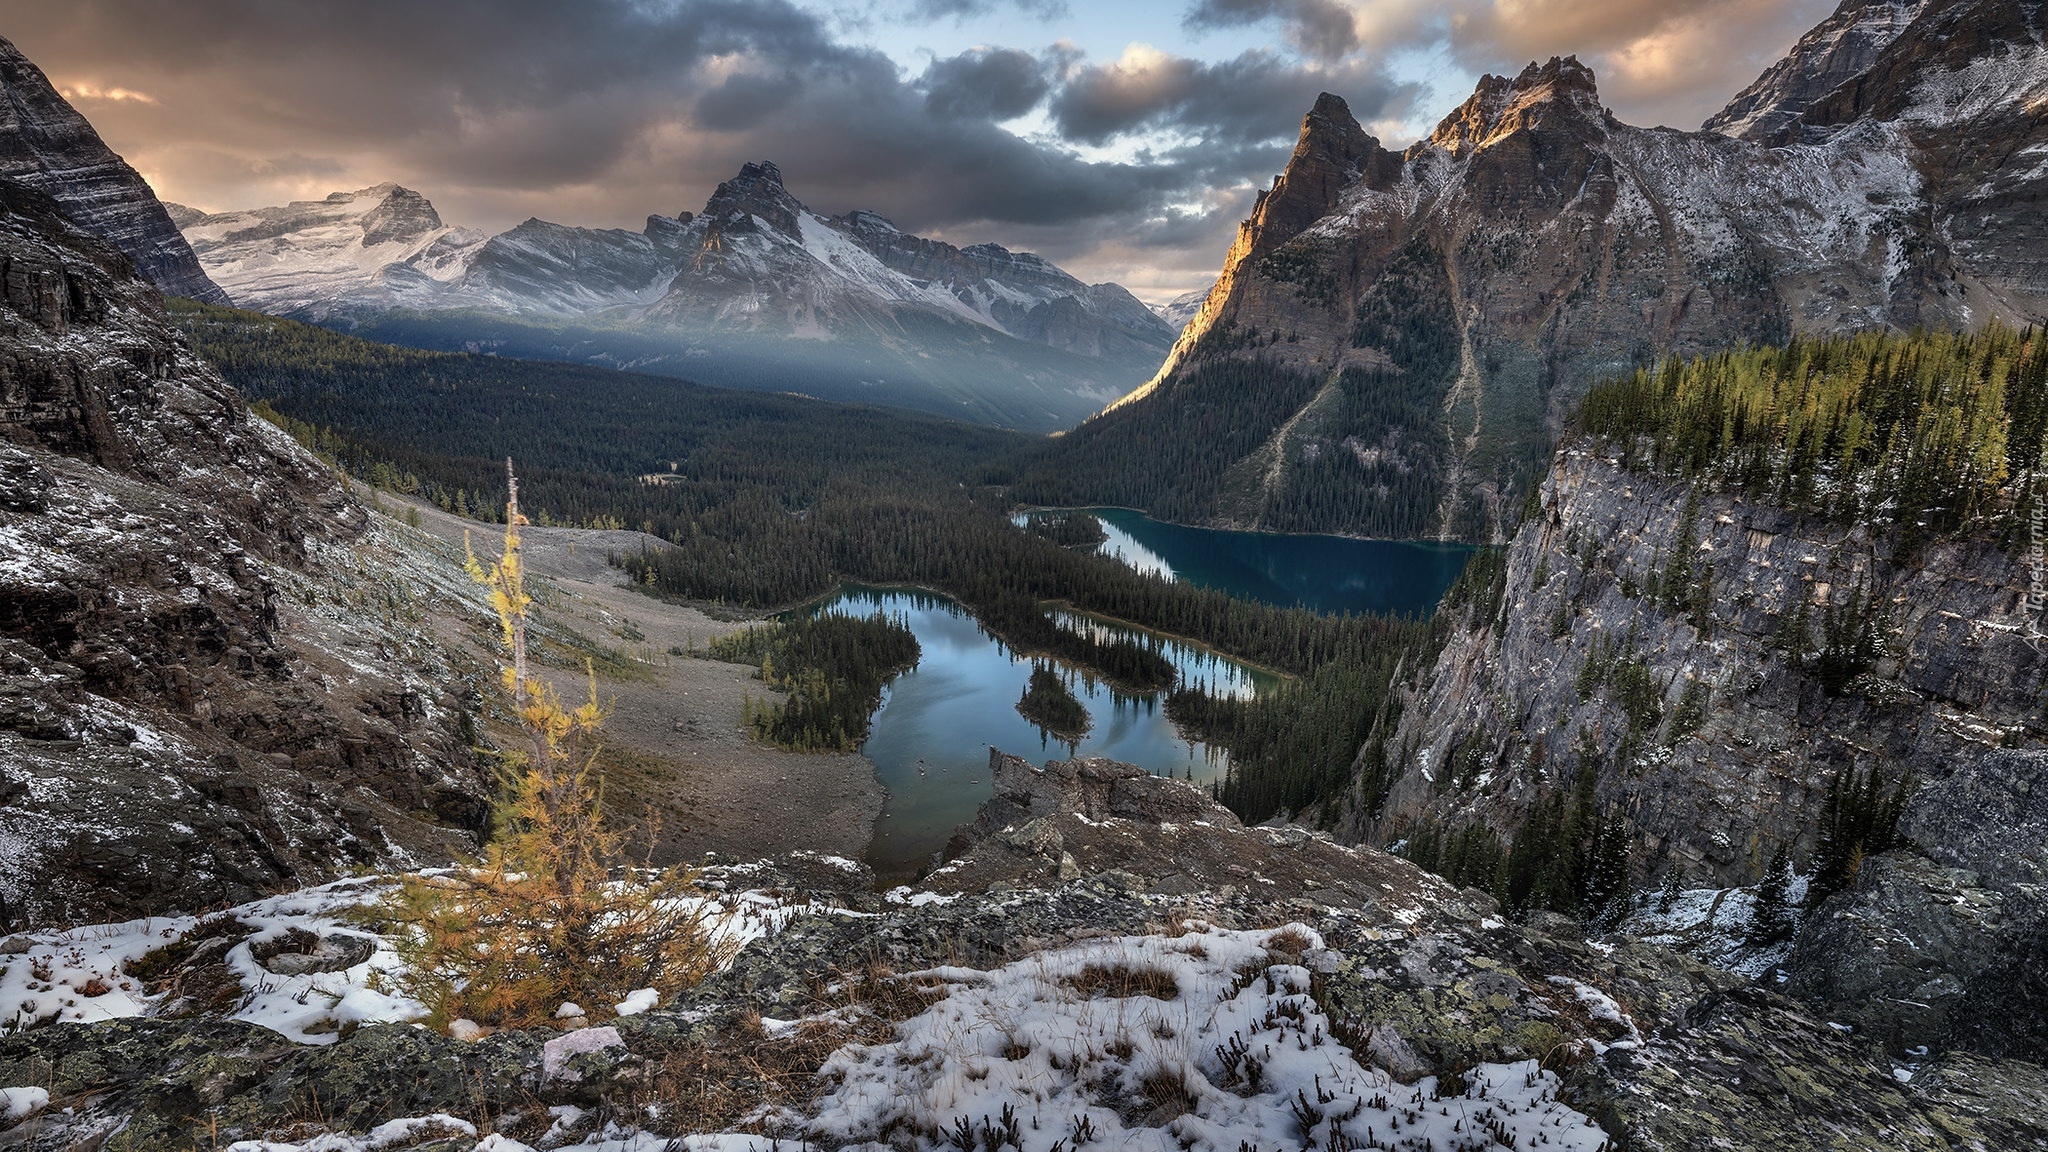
0 177 487 926
1045 0 2047 541
0 36 226 304
1705 0 1932 140
174 163 1175 431
1352 446 2042 885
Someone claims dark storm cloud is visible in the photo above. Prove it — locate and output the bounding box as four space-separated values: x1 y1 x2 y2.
921 48 1052 121
1183 0 1364 59
6 0 1835 298
16 0 863 187
1174 0 1838 130
1050 48 1420 147
909 0 1072 20
6 0 1409 264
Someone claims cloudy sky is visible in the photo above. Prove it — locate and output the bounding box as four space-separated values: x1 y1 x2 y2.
9 0 1834 301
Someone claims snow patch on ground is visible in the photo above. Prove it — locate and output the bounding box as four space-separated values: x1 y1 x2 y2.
1 1087 49 1122
0 874 821 1044
1623 876 1806 978
809 923 1610 1152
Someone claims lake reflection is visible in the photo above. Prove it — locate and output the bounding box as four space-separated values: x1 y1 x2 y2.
805 587 1276 884
1066 507 1475 618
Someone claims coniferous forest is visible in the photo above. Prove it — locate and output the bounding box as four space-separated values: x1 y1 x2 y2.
706 613 921 753
1579 324 2048 545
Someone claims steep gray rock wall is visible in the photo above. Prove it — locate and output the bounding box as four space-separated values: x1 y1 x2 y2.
0 179 485 925
0 36 226 303
1349 448 2044 886
1785 748 2048 1060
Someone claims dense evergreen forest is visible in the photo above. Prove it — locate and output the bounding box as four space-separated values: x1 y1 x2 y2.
1011 357 1327 523
1020 509 1107 547
172 300 1030 603
1579 324 2048 546
1167 550 1495 823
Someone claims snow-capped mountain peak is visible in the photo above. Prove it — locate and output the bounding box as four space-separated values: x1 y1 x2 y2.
176 163 1177 430
1707 0 1933 141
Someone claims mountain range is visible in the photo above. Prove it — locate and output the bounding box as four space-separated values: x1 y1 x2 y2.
1021 0 2048 542
167 163 1175 432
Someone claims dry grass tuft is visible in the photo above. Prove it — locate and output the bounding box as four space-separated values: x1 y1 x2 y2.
1263 927 1314 966
1064 962 1181 1002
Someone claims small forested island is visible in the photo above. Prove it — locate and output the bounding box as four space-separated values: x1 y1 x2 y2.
1013 662 1091 740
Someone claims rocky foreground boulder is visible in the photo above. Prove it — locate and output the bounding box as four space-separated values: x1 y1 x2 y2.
1787 748 2048 1062
2 750 2041 1150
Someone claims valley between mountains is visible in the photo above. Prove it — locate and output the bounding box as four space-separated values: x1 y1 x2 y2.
2 1 2048 1150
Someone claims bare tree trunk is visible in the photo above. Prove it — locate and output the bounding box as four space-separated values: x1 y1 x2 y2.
506 457 528 708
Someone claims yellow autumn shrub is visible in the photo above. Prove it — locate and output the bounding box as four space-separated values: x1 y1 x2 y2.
389 461 730 1031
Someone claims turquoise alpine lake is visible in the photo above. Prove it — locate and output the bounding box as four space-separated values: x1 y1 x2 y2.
800 586 1279 885
1062 507 1475 618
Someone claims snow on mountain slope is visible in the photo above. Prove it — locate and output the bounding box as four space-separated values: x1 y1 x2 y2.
179 185 683 320
458 217 673 316
178 184 481 318
178 162 1175 366
1899 35 2048 127
1152 283 1214 331
1707 0 1931 141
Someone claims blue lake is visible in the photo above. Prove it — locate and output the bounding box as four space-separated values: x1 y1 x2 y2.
806 587 1277 884
1076 507 1475 617
808 516 1473 882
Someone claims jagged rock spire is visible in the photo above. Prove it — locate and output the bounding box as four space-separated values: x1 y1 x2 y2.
702 160 804 236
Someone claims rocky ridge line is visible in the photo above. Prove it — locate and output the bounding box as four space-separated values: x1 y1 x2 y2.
0 36 226 303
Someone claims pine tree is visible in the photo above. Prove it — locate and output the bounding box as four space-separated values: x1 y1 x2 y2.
1748 844 1794 945
1582 808 1633 925
1655 868 1683 916
1808 764 1913 906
